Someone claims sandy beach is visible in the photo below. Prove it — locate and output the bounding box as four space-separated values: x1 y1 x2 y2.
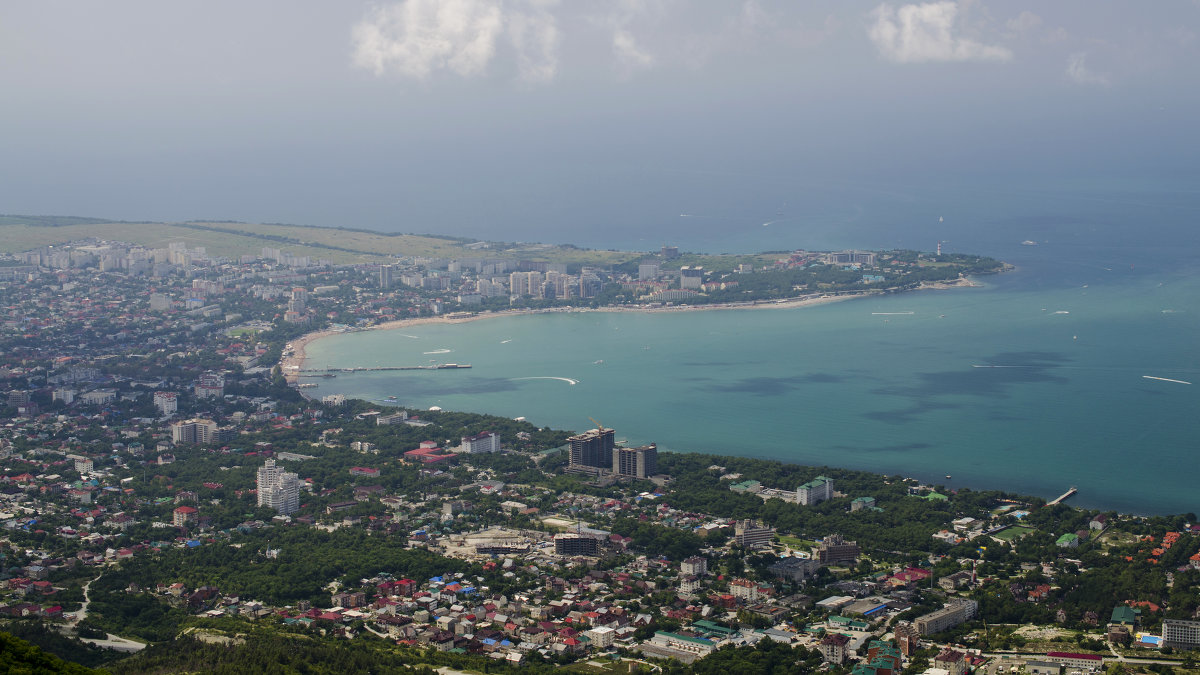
283 279 980 378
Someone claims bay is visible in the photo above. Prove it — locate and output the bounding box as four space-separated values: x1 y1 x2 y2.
305 178 1200 515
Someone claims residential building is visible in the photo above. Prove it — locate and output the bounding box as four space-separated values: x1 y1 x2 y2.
850 496 876 511
680 556 708 576
1163 618 1200 650
914 599 978 636
257 459 300 515
173 506 198 528
461 431 501 454
554 533 601 557
797 475 833 505
586 626 615 649
819 633 851 664
729 578 759 602
816 534 859 564
379 264 393 289
153 391 178 415
679 266 703 289
567 427 615 472
934 648 968 675
194 371 224 399
733 519 775 549
170 418 219 445
613 444 657 479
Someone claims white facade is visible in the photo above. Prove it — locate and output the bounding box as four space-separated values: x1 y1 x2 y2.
154 391 178 415
461 431 501 454
257 459 300 515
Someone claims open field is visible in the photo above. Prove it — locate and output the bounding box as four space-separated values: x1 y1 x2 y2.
0 217 640 266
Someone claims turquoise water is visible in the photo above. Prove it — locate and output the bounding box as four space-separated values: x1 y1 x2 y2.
305 179 1200 515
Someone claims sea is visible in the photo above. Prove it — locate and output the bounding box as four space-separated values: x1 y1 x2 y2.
304 176 1200 516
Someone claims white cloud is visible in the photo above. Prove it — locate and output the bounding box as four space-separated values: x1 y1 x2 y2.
612 28 655 70
868 1 1012 63
1005 10 1041 36
1066 52 1109 86
351 0 507 79
508 1 560 83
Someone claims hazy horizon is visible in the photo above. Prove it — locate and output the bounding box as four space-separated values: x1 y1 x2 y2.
2 1 1198 247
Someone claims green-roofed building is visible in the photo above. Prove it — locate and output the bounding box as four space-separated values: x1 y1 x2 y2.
730 480 762 494
923 492 949 502
1110 606 1139 627
1056 533 1079 548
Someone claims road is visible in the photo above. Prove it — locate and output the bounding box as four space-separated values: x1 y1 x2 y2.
64 573 147 653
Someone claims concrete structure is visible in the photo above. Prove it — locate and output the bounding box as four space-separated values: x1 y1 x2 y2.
153 391 178 415
914 599 978 636
567 427 615 472
173 505 198 527
461 431 501 454
170 418 219 445
379 264 393 289
638 262 660 281
194 371 224 399
1044 653 1104 671
613 443 657 479
586 626 616 649
679 266 703 289
554 533 601 557
816 534 859 565
819 633 851 664
733 519 775 549
257 459 300 515
797 475 833 505
769 557 821 582
729 578 759 602
1163 618 1200 650
680 556 708 576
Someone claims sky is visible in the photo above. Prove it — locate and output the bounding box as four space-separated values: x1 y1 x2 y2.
1 1 1197 245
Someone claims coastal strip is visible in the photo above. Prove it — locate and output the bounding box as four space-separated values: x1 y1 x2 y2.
284 277 982 380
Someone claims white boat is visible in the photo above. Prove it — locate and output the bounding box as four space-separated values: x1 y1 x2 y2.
1021 240 1037 246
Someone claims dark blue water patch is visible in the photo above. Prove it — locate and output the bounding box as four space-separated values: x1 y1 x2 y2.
862 400 962 425
384 377 521 397
707 372 846 396
709 376 797 396
832 442 933 454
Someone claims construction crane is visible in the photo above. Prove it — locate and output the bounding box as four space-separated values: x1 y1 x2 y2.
588 417 605 430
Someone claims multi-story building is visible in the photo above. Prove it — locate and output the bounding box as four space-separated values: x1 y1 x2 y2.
568 427 615 472
173 505 198 528
379 264 393 289
170 418 219 445
819 633 851 664
1163 618 1200 650
638 263 660 281
1044 653 1104 672
554 533 601 557
679 266 703 289
153 391 178 415
733 519 775 549
729 578 759 602
681 556 708 576
816 533 859 564
797 475 833 505
914 599 978 635
194 372 224 399
257 459 300 515
613 444 657 479
460 431 501 454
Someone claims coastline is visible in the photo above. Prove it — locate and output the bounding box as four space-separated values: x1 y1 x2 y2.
283 276 981 380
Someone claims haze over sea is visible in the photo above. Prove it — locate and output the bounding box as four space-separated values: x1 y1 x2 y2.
306 176 1200 516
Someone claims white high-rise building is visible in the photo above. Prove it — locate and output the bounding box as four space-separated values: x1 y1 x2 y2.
153 391 178 415
257 459 300 515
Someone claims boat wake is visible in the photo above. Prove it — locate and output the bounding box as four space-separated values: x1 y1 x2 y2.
423 349 452 354
1142 375 1192 385
513 376 578 386
871 312 914 315
500 339 512 344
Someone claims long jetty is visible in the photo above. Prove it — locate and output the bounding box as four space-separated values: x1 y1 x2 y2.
298 364 471 374
1047 486 1078 506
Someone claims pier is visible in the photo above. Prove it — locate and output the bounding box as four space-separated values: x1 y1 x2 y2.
298 364 471 374
1047 486 1078 506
